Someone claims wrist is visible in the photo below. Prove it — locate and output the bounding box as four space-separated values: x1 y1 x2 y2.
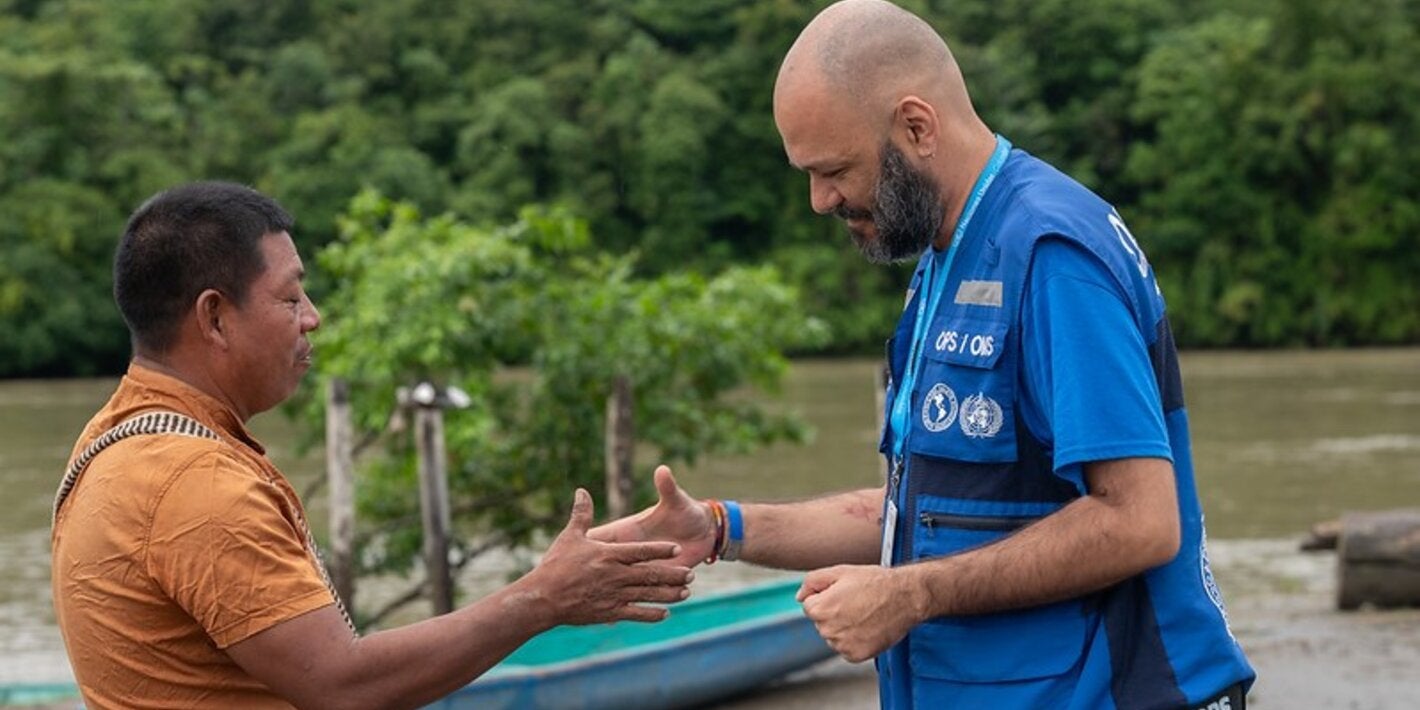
506 571 560 633
896 564 937 625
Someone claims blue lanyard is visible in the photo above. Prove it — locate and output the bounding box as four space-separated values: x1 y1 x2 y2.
888 135 1012 464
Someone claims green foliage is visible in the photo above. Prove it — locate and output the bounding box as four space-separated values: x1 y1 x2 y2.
307 191 824 581
1126 0 1420 345
1 0 1417 377
0 181 128 376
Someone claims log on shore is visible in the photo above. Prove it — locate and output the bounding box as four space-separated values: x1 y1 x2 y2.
1300 518 1341 551
1337 509 1420 611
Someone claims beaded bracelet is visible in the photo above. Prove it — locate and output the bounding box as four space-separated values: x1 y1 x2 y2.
704 499 727 565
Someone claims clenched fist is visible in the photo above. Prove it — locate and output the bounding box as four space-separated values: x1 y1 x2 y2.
797 565 922 662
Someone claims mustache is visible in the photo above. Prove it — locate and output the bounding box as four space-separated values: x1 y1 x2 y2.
834 205 873 222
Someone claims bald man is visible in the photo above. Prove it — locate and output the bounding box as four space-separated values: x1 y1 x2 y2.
592 1 1254 708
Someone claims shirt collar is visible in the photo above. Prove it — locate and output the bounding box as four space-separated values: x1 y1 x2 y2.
123 362 267 455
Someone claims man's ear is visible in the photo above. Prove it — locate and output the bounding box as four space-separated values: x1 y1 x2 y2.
193 289 231 350
896 95 939 158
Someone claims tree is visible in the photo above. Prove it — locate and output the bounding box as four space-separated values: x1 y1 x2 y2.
1126 0 1420 345
0 181 129 376
303 191 824 625
2 0 1416 378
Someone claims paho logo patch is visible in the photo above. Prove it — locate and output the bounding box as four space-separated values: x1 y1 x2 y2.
921 383 958 432
1199 520 1236 641
960 393 1004 438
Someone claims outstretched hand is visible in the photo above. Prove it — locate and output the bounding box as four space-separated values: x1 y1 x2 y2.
588 466 717 567
527 488 694 626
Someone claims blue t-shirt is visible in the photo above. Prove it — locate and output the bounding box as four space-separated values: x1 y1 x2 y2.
1020 237 1174 490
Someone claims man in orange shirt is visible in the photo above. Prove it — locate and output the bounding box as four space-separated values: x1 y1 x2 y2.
51 181 693 709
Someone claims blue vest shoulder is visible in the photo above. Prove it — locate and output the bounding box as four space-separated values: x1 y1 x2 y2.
980 152 1166 336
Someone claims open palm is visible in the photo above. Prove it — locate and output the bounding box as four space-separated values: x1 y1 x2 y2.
589 466 717 567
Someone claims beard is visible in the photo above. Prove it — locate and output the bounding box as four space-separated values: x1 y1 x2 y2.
835 141 946 264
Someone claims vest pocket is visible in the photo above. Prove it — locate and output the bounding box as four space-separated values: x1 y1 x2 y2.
908 600 1089 683
923 316 1007 370
910 317 1016 463
908 499 1090 684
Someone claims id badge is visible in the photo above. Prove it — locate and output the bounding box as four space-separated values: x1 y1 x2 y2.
880 498 898 567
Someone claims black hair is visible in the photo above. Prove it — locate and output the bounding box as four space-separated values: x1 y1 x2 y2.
113 181 293 352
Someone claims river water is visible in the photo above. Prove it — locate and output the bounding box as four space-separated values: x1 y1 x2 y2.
2 349 1418 693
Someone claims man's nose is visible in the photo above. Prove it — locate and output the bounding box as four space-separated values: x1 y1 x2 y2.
301 293 321 332
808 175 842 215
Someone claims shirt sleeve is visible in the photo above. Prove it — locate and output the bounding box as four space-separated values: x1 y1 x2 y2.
146 451 334 648
1020 237 1173 477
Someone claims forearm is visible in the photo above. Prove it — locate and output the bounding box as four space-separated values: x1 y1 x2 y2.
231 489 690 709
739 487 884 570
899 459 1179 619
309 579 553 709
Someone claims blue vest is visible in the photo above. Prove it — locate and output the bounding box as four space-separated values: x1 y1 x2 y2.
876 150 1254 709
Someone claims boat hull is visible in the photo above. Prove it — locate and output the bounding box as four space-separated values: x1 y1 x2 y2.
427 580 835 709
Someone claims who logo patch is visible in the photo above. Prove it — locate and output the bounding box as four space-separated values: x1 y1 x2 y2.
960 392 1004 438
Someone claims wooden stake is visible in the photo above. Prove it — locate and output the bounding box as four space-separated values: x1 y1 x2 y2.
325 378 357 612
415 400 454 615
605 374 635 519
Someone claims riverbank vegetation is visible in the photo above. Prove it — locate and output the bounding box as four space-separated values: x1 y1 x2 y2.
2 0 1416 375
293 191 823 622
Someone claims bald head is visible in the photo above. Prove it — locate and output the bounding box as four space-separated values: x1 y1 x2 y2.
774 0 997 258
776 0 975 124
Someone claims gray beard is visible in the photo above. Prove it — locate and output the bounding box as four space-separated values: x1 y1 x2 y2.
838 142 946 265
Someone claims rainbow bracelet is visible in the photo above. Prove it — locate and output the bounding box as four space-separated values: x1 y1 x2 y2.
705 499 726 565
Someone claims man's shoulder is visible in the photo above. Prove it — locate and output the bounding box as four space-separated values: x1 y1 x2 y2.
995 152 1115 237
138 444 302 550
991 152 1154 296
151 442 275 501
54 413 268 558
71 434 250 517
77 408 240 474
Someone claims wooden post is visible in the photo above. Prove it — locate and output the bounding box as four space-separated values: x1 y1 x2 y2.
414 397 454 615
325 378 357 612
1337 509 1420 610
605 375 635 520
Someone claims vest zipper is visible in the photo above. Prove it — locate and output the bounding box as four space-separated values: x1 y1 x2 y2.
918 512 1040 532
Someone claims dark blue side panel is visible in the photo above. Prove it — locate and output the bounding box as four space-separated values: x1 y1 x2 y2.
1102 576 1187 709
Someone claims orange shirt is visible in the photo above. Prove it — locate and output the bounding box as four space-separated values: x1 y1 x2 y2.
51 364 334 709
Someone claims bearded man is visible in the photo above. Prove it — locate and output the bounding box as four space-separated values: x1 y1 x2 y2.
592 1 1255 708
